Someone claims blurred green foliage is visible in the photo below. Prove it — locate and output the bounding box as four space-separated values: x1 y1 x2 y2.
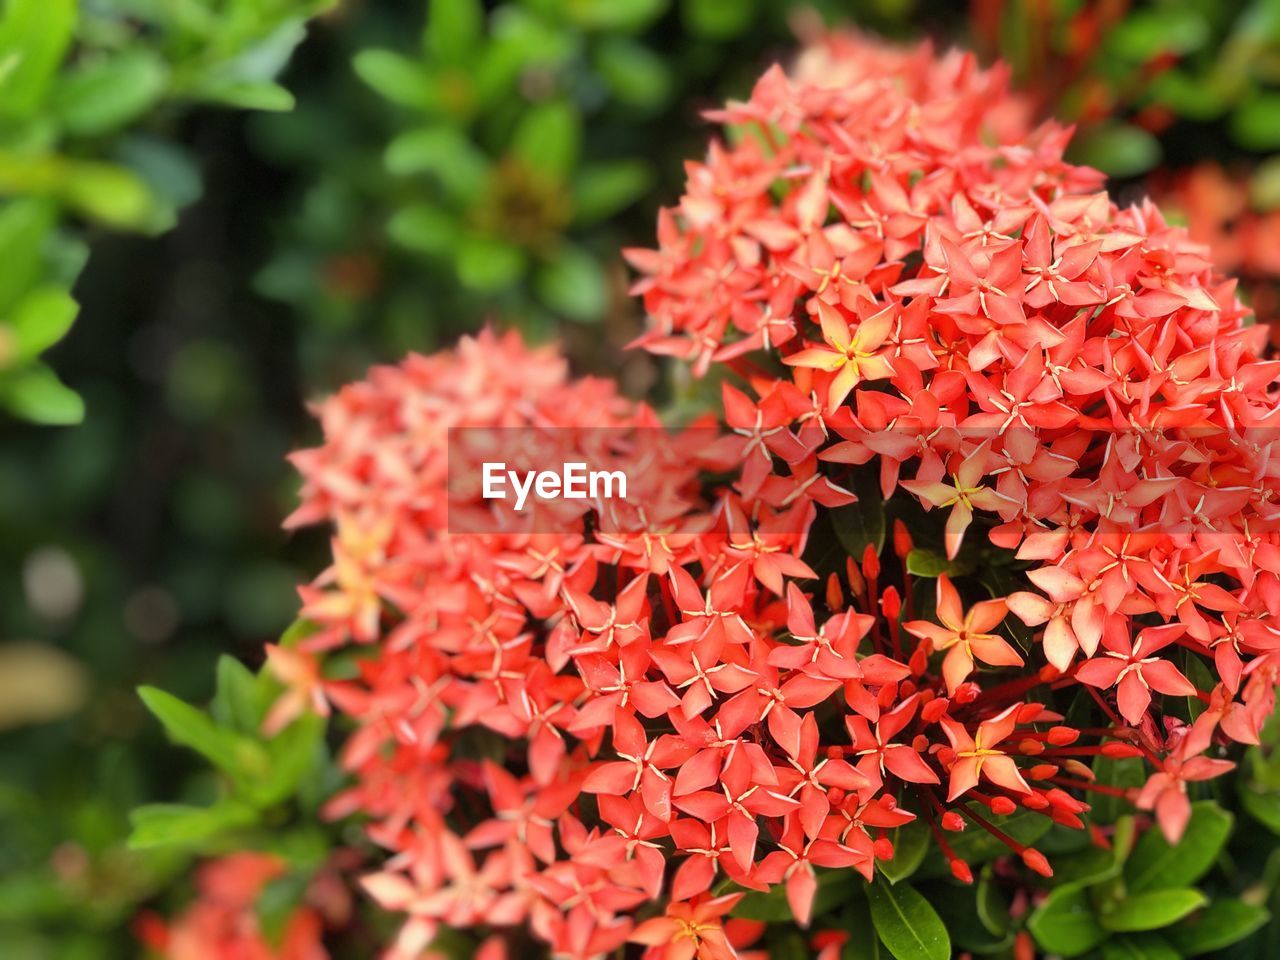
0 0 334 425
1 1 1280 957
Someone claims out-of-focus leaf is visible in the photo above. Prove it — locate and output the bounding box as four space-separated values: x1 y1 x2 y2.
354 49 435 109
389 204 459 256
60 160 166 231
425 0 484 63
1107 10 1208 61
52 50 170 136
559 0 666 32
594 37 671 110
1124 801 1231 892
0 199 54 314
511 100 581 178
572 160 650 224
867 880 949 960
0 0 76 119
1028 886 1108 957
385 126 489 200
1068 122 1160 178
1167 898 1269 956
128 800 258 850
455 234 525 290
536 245 606 321
1242 786 1280 835
198 82 295 112
682 0 757 38
1091 752 1144 822
7 285 78 364
1231 94 1280 151
0 364 83 424
138 686 243 773
1098 889 1206 932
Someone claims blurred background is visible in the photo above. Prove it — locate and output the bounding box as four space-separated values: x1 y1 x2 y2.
2 0 1280 955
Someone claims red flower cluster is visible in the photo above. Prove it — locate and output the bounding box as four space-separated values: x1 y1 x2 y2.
135 853 330 960
271 31 1280 960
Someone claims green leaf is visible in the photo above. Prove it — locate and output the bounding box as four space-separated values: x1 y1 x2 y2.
683 0 757 38
52 50 169 136
0 0 76 119
732 869 861 922
8 285 78 364
1098 888 1206 933
0 364 83 425
511 101 581 178
976 868 1010 936
127 801 258 850
536 246 606 321
385 126 488 200
0 198 54 314
925 877 1014 953
138 686 242 772
354 49 434 109
572 161 650 224
61 161 165 231
455 234 525 291
388 204 459 256
930 809 1051 870
879 821 930 884
1124 802 1231 892
426 0 483 63
1027 886 1108 958
867 881 950 960
199 82 295 112
594 37 671 111
1100 934 1180 960
905 548 972 578
559 0 665 31
1049 844 1121 892
1166 898 1269 956
1231 94 1280 152
1242 780 1280 835
1068 122 1160 179
841 896 884 959
211 655 264 734
1090 752 1145 822
831 469 885 559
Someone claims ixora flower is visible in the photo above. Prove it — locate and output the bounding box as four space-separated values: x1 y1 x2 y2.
246 28 1280 960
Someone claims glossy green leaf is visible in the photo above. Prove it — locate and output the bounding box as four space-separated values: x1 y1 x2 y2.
905 548 972 578
1167 898 1269 956
879 821 930 884
1124 802 1232 892
1098 888 1206 933
1027 886 1108 957
867 881 950 960
1100 934 1180 960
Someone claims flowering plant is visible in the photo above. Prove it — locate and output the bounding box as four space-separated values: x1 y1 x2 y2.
137 30 1280 960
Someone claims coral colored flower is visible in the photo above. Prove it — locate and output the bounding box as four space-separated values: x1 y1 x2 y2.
630 894 745 960
1075 624 1196 725
903 575 1023 693
940 706 1031 802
